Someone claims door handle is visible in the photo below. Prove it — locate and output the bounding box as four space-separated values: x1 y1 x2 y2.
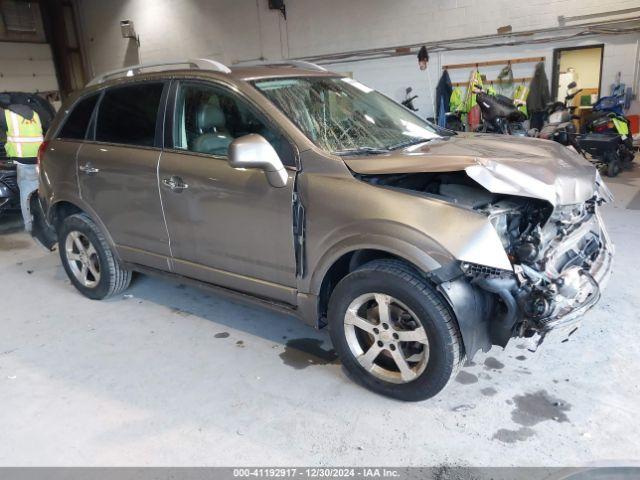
162 176 189 192
79 163 100 175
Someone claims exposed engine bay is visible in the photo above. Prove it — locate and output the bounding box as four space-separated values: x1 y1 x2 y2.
357 171 613 348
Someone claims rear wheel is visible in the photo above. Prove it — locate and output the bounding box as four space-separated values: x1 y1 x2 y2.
58 213 131 299
607 154 621 177
328 259 464 401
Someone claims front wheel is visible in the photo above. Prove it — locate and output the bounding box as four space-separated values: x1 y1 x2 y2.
58 213 132 299
328 259 464 401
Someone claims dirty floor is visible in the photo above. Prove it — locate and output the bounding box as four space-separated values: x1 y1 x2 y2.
0 167 639 466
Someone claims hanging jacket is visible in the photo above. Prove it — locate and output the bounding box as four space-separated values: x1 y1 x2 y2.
459 70 483 114
496 64 514 98
526 62 550 113
435 69 453 123
513 84 529 117
450 87 464 112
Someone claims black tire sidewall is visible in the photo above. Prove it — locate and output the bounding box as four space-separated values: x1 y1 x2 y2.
58 215 113 300
328 266 459 401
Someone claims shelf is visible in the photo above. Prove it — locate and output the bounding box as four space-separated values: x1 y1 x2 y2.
443 56 545 70
451 76 533 87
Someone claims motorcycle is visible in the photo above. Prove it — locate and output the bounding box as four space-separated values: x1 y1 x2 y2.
401 87 419 111
473 84 527 136
401 87 464 132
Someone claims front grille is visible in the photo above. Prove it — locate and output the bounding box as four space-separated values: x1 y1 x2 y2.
461 262 512 279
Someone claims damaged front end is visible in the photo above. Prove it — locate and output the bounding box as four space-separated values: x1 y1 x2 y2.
357 168 614 357
463 185 613 349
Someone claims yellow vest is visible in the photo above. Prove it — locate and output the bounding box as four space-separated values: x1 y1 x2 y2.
4 109 44 158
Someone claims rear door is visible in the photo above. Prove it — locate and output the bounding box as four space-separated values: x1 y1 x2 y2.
77 81 171 270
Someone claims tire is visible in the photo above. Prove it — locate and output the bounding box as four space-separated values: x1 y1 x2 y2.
328 259 464 401
607 156 621 177
58 213 132 300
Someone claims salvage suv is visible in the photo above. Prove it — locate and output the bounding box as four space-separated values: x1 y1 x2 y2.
31 59 613 400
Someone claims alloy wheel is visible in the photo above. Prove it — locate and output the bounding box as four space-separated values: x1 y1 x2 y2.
65 230 101 288
344 293 429 384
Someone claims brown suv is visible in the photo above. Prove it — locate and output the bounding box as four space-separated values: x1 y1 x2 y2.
31 59 613 400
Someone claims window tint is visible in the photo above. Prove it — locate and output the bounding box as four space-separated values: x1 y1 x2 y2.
173 83 294 165
96 83 164 146
58 94 99 140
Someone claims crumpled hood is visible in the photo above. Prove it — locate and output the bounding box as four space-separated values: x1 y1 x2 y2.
342 133 597 206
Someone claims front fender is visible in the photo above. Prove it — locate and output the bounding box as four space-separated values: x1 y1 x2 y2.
304 225 454 295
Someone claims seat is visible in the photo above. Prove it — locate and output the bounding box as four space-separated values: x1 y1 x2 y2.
191 98 232 155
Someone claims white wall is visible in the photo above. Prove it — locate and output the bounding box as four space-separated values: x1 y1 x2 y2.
75 0 640 116
326 33 640 118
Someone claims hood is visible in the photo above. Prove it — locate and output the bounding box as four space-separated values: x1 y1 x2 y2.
342 133 597 206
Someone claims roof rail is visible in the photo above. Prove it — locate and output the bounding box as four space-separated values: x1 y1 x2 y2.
233 60 328 72
86 58 231 86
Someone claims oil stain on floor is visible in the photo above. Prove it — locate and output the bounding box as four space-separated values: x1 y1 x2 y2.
279 338 339 369
455 371 479 384
511 390 571 426
484 357 505 370
492 427 536 443
492 390 571 443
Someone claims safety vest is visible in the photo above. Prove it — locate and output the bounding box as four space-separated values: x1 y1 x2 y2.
513 85 529 117
450 87 464 112
4 109 44 158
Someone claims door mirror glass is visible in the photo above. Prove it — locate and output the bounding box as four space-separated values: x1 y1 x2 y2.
567 81 577 89
228 134 288 188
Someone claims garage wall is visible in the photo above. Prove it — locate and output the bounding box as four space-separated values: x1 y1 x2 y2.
0 42 59 92
75 0 639 116
325 33 640 118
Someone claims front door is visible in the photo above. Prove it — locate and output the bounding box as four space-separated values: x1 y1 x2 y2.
159 81 298 303
78 81 171 270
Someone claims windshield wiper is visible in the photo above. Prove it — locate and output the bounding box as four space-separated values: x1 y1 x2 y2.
387 138 434 150
333 146 390 156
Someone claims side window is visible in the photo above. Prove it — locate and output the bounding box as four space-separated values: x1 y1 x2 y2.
58 94 99 140
95 83 164 146
173 83 294 165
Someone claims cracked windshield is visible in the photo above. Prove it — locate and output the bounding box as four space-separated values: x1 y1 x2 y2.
253 77 441 155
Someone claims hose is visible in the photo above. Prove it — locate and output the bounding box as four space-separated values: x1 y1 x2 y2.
472 276 518 327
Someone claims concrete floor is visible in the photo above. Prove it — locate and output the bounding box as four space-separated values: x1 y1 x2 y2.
1 167 639 467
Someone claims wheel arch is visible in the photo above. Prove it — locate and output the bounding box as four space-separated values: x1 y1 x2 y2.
307 235 455 328
48 198 122 263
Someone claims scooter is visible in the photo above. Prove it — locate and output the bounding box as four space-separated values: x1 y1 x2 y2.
473 84 527 136
534 81 582 148
577 88 634 177
529 82 633 177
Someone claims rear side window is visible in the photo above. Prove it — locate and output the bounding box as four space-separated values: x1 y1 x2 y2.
58 94 99 140
95 83 164 146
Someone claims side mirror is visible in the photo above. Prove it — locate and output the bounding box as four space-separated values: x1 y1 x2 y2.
405 87 412 94
227 134 288 188
567 81 577 89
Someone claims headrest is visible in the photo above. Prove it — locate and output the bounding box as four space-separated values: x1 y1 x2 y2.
197 97 226 131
